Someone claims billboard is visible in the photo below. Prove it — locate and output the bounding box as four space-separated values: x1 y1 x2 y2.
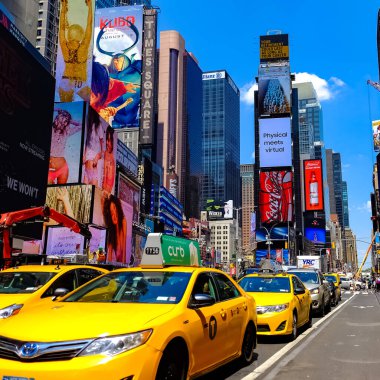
256 226 288 242
117 173 140 224
205 199 234 220
88 226 107 254
304 214 326 244
258 65 291 117
92 190 133 265
92 6 143 128
46 185 93 224
255 249 289 266
0 21 54 213
202 71 226 81
303 159 324 211
82 107 117 194
260 34 289 63
259 171 293 223
49 102 85 185
55 0 95 102
45 226 85 256
259 118 292 168
372 120 380 152
139 8 157 145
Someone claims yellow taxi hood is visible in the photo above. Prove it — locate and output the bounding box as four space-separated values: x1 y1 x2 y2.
0 294 31 308
0 302 176 341
247 292 293 306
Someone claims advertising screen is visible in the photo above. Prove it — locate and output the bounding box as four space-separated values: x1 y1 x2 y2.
49 102 85 185
372 120 380 152
82 107 117 194
92 190 132 266
260 34 289 63
259 171 293 223
46 185 93 224
303 159 324 211
117 173 140 224
92 6 143 128
116 139 138 177
258 65 291 117
205 199 234 220
45 226 85 256
304 214 326 244
256 226 288 242
55 0 95 102
88 226 107 254
259 118 292 168
255 249 289 266
0 22 54 213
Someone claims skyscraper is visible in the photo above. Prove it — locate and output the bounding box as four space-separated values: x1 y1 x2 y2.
342 180 350 228
156 31 203 212
241 164 255 252
202 70 241 211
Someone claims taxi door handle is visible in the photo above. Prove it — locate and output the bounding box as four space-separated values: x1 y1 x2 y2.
220 309 227 318
243 303 247 311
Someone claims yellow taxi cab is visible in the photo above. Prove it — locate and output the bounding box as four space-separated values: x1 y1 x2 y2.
323 272 342 302
0 233 257 380
0 263 108 319
238 271 312 340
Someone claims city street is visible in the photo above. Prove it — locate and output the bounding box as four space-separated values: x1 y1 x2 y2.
200 289 380 379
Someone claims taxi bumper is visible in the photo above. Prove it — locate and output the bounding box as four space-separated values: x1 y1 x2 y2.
0 343 161 380
256 310 292 336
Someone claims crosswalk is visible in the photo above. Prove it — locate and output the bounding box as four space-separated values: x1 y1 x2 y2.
341 289 377 295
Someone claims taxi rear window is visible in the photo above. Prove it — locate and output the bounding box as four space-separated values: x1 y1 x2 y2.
0 272 57 294
239 276 290 293
64 271 192 304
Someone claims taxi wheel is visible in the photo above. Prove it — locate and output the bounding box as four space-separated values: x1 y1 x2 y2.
289 313 298 341
239 323 256 365
156 344 188 380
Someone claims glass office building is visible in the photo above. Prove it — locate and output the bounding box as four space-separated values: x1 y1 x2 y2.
202 70 240 210
96 0 151 7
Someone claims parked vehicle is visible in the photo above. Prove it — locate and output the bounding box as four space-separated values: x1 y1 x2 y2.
340 276 353 290
325 278 338 306
287 268 331 316
324 273 342 302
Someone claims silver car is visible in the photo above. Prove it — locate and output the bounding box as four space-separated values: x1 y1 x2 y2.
288 268 331 316
340 276 353 290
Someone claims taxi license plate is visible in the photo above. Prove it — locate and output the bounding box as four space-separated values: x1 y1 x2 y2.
2 377 35 380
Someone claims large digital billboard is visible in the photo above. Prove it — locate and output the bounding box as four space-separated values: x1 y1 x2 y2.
258 65 291 117
304 214 326 244
303 159 324 211
0 21 54 213
372 120 380 152
92 6 143 128
205 199 234 220
49 102 85 185
82 107 117 194
55 0 95 102
259 118 292 168
46 185 93 224
259 171 293 223
45 226 85 256
260 34 289 63
117 173 140 224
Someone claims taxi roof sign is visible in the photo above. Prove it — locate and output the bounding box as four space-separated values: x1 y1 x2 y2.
141 233 201 268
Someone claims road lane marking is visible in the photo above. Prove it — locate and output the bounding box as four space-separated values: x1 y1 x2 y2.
242 293 356 380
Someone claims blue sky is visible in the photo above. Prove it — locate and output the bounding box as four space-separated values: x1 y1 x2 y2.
156 0 380 268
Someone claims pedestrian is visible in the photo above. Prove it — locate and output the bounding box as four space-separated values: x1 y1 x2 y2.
376 277 380 293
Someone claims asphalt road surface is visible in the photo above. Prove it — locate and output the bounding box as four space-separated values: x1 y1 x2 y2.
199 289 380 379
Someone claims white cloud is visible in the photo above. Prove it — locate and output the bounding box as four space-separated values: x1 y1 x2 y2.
241 82 257 105
294 72 345 101
240 72 346 105
357 201 371 212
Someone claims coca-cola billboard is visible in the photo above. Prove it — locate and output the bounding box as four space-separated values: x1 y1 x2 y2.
303 159 324 212
259 170 293 223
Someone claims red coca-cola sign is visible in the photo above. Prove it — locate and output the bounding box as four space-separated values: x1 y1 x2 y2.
259 171 293 223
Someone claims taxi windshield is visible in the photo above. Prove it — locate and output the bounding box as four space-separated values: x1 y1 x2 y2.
324 275 337 282
239 276 290 293
0 272 57 294
64 271 192 304
288 271 318 284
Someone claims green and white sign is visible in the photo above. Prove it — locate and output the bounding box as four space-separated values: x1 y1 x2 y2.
141 233 201 268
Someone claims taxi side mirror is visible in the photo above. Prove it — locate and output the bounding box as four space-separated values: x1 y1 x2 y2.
294 287 305 295
52 287 70 301
189 294 216 309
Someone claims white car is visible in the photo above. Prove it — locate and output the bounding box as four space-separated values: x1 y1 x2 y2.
340 276 352 290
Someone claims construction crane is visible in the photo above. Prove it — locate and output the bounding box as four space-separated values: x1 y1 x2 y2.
354 234 376 280
367 79 380 92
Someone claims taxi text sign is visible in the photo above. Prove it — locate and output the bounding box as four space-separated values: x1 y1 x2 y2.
141 233 201 267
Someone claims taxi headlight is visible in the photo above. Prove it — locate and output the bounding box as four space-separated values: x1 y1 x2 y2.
79 329 152 357
0 304 23 319
257 303 289 314
311 288 320 294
